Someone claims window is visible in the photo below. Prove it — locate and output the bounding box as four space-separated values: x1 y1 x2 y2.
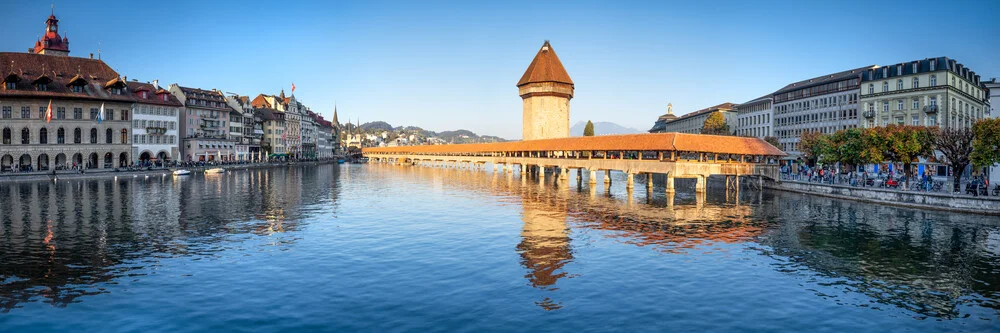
121 110 129 121
121 129 128 144
897 79 903 90
108 109 115 121
21 128 29 144
930 59 936 71
57 128 65 144
111 87 122 95
140 91 148 99
928 116 936 126
897 100 904 110
74 128 82 144
913 98 919 110
1 106 10 118
74 108 83 120
912 63 917 73
20 106 30 119
133 135 139 144
38 128 47 144
36 83 47 91
106 129 113 144
57 107 65 119
38 107 45 118
912 77 919 88
897 65 902 75
90 108 98 120
882 82 888 92
912 115 920 125
930 75 937 86
4 82 14 90
883 101 889 112
1 128 8 144
72 85 83 93
90 128 98 143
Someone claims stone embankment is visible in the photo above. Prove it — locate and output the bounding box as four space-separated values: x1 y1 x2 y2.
0 160 340 184
768 181 1000 216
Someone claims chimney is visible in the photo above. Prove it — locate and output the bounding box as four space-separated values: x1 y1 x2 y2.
89 53 94 59
153 79 159 89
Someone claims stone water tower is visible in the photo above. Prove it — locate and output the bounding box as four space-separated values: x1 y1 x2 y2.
518 41 574 141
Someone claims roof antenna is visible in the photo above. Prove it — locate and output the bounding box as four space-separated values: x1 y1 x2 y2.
51 4 54 16
98 41 102 60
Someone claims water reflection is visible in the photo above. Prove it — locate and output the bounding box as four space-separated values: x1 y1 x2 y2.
380 164 1000 319
0 165 341 311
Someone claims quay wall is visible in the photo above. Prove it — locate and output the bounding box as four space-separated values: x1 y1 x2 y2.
0 160 339 184
768 181 1000 216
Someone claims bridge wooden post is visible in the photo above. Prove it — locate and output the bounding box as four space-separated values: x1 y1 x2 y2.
538 166 545 183
604 170 611 185
665 174 675 193
559 167 568 181
646 173 653 189
696 175 706 193
626 172 634 189
589 169 597 185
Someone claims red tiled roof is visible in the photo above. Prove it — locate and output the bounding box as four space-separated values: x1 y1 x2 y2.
364 133 785 156
127 81 183 107
517 41 573 87
0 52 132 102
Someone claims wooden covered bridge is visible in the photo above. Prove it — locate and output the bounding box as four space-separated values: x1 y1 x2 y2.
362 133 785 194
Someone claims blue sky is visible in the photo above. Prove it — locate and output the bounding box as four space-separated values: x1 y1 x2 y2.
2 0 998 139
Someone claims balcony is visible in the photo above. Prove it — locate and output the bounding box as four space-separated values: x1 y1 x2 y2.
923 105 938 113
862 110 876 118
145 127 167 135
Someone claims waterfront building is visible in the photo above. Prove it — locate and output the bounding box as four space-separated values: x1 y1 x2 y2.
127 80 182 164
860 57 988 129
307 110 334 158
331 107 342 155
254 107 285 158
168 84 236 162
518 41 573 141
225 94 263 161
0 12 132 171
647 104 678 133
982 78 998 119
300 108 317 159
772 66 871 155
648 103 735 134
734 95 773 138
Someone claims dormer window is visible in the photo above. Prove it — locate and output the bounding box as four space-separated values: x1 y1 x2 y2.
161 94 168 101
111 87 122 95
5 82 15 90
72 85 83 93
140 91 148 99
36 83 47 91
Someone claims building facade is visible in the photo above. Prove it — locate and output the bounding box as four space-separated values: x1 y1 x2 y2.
169 85 236 162
518 41 574 141
128 81 182 164
254 108 286 158
860 57 988 130
225 94 263 161
772 66 871 155
0 13 132 172
649 103 735 134
734 96 773 138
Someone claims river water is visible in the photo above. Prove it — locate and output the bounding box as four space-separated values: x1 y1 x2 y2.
0 164 998 332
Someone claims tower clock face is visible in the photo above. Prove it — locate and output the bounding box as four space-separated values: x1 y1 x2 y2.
49 25 56 32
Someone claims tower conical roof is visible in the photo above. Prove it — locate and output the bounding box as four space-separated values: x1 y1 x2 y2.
332 105 339 126
517 41 573 87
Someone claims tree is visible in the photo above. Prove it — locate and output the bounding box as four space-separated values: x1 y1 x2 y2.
763 136 780 149
701 112 730 135
583 120 595 136
934 127 974 193
880 125 935 188
971 119 1000 179
798 131 827 167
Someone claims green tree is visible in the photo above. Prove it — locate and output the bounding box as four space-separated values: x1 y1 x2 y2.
701 112 730 135
934 127 974 193
583 120 595 136
763 136 780 149
971 119 1000 178
798 131 827 167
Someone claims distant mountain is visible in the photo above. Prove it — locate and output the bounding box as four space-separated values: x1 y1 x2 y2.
570 121 642 136
352 121 508 144
359 121 394 131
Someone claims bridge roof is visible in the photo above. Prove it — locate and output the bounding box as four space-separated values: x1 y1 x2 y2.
364 133 786 156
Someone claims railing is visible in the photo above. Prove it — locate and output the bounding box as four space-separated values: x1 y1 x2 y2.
862 110 876 118
923 105 938 113
145 127 167 135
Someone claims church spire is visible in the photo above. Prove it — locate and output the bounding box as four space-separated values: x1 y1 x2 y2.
332 102 339 126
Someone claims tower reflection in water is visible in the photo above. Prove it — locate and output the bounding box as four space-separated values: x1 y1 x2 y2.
394 165 764 311
387 164 999 317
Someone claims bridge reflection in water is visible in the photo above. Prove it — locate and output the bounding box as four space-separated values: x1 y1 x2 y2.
368 163 1000 316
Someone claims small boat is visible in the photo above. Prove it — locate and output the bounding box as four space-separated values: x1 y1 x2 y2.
205 168 226 174
173 170 191 176
337 159 345 164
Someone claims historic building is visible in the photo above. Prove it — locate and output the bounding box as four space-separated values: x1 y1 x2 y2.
985 78 999 119
254 108 285 158
518 41 573 141
300 108 317 159
860 57 988 130
128 80 182 164
648 103 736 134
734 95 773 138
0 12 132 172
168 84 236 162
225 94 263 161
772 66 871 155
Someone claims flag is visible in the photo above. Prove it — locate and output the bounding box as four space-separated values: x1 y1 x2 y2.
45 100 52 123
98 103 104 123
291 83 296 93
